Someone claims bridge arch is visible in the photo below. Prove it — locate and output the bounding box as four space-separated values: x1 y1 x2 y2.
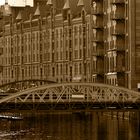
0 83 140 110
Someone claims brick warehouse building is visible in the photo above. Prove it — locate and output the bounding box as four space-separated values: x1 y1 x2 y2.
0 0 140 90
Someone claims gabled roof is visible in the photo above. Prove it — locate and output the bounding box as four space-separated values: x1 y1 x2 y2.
2 0 91 23
63 0 91 18
14 0 65 21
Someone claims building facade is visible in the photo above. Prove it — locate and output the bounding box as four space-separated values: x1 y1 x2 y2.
0 0 92 84
0 0 140 90
91 0 140 90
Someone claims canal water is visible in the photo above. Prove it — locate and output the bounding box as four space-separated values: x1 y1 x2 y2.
0 111 140 140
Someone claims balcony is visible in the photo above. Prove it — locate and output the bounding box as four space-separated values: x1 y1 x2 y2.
92 39 103 43
115 54 125 73
110 42 125 52
93 49 104 57
91 7 103 15
111 0 125 4
110 13 125 20
92 21 103 29
93 69 104 75
91 0 100 2
111 29 125 36
93 60 104 74
92 25 103 30
97 50 104 57
109 66 125 73
92 34 103 43
114 66 125 73
108 47 125 54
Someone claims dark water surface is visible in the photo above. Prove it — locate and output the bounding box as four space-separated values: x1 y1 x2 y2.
0 111 140 140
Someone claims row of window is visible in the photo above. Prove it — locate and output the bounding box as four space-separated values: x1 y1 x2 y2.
3 25 90 48
2 62 91 80
3 46 92 65
2 27 90 63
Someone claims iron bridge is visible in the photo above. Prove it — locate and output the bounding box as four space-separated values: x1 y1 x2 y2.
0 82 140 111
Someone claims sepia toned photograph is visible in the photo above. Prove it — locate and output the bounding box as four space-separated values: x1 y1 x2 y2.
0 0 140 139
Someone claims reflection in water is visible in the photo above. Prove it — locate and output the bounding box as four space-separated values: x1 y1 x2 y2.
0 111 140 140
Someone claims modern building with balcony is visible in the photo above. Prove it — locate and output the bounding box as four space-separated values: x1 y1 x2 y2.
0 0 140 91
91 0 140 90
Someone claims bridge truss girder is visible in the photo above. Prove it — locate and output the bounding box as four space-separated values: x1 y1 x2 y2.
0 83 140 111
